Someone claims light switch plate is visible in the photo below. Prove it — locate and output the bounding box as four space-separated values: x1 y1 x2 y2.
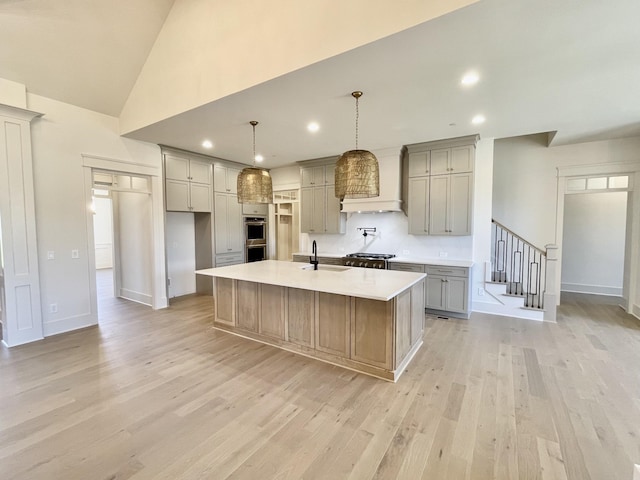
47 251 55 260
71 249 79 259
439 251 448 258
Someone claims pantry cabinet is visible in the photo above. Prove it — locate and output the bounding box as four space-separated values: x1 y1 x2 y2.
214 164 240 194
214 192 244 265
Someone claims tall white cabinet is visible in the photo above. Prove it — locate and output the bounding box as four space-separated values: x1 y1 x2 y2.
402 135 478 236
165 153 212 212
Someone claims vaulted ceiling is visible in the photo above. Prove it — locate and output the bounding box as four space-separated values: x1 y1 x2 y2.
2 0 640 169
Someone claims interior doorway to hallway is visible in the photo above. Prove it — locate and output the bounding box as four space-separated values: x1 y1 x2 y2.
91 171 154 319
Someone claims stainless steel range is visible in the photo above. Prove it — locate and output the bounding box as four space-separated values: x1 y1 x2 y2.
342 253 396 269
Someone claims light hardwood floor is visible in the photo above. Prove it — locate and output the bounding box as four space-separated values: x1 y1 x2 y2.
1 292 639 479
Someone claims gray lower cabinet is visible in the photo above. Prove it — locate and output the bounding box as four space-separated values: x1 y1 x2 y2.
389 262 470 318
424 265 470 316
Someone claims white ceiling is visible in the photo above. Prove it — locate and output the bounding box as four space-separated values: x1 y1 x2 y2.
2 0 640 169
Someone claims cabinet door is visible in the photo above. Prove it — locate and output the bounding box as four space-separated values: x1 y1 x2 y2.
351 297 393 369
324 164 336 185
301 167 314 188
190 159 212 184
214 193 229 254
450 145 474 173
165 179 190 211
226 168 240 195
408 177 429 234
429 148 450 175
315 293 350 356
429 175 449 235
165 155 190 181
260 284 285 339
213 164 228 193
408 152 430 177
425 275 446 310
227 195 244 253
445 277 468 313
190 183 212 212
324 185 343 233
449 173 472 235
237 280 259 332
311 186 325 233
242 203 268 216
215 278 235 326
287 288 315 347
300 188 314 233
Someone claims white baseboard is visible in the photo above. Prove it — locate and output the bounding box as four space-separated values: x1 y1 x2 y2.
561 283 622 296
632 303 640 321
43 312 98 337
120 288 152 306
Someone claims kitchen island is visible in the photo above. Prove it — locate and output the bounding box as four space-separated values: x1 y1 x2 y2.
196 260 426 381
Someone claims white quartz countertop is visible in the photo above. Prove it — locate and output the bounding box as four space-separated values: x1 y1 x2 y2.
196 260 426 301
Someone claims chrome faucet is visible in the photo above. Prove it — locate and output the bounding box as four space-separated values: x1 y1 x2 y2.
310 240 319 270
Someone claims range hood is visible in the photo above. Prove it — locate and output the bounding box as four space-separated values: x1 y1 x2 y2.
340 147 403 213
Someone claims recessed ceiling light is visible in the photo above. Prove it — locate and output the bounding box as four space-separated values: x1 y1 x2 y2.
307 122 320 133
202 140 213 148
461 71 480 86
255 154 264 162
471 114 486 125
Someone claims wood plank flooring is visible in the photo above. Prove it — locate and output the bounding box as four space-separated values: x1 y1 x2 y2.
1 292 639 479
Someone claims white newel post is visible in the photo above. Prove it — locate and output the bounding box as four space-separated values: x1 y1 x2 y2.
544 244 558 322
0 104 44 346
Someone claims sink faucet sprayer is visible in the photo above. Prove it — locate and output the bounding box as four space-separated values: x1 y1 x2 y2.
310 240 319 270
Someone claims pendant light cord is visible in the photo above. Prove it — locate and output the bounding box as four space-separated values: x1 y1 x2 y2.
355 95 359 150
250 120 258 166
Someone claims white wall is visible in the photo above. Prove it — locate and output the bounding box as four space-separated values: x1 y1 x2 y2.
27 93 165 337
493 133 640 317
493 134 640 248
166 212 196 298
561 192 626 296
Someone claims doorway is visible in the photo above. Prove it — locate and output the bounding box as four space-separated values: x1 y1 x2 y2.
91 171 154 316
561 191 627 297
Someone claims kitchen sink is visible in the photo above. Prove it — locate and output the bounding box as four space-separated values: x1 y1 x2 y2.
300 264 351 272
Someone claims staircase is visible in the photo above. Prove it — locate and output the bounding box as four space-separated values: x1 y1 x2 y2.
477 220 558 322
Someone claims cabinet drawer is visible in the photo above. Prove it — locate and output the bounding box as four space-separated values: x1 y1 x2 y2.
216 253 244 267
387 262 425 273
425 265 468 277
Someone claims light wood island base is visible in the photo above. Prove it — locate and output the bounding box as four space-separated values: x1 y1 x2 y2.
213 277 425 382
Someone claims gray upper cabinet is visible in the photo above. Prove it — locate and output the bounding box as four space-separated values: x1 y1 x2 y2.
164 153 212 212
214 164 240 194
299 158 345 234
402 135 477 236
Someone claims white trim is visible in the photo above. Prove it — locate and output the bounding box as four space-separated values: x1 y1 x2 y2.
0 103 44 122
120 289 153 306
82 153 160 177
556 161 640 314
43 312 98 337
561 283 623 297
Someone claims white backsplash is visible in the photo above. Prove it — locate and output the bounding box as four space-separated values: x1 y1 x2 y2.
301 211 473 260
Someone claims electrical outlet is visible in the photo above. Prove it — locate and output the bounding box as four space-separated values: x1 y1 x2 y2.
402 250 410 255
71 249 79 259
439 251 448 258
478 287 485 296
49 303 58 313
47 251 55 260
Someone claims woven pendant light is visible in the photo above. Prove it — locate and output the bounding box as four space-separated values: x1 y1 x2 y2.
335 91 380 199
237 121 273 204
